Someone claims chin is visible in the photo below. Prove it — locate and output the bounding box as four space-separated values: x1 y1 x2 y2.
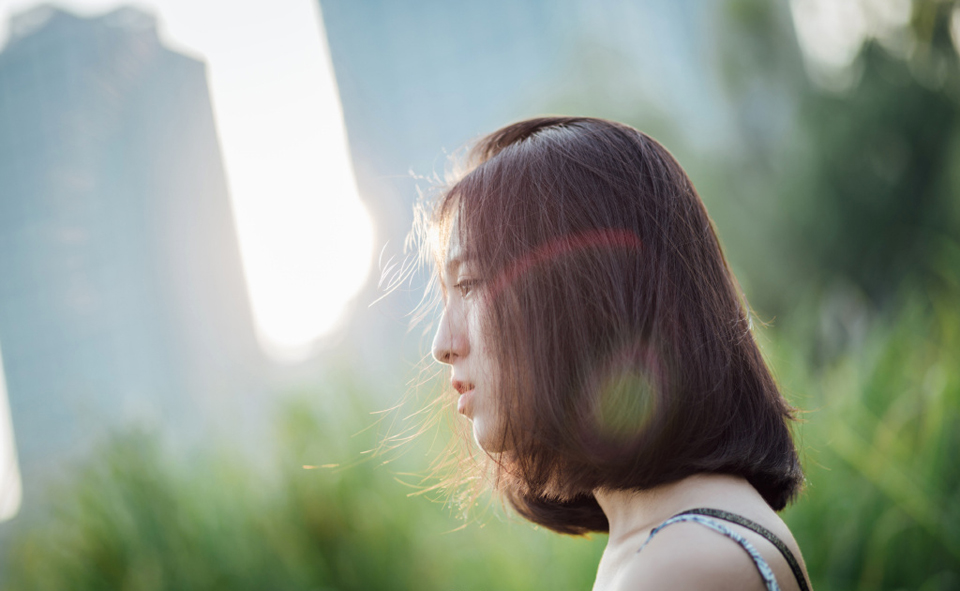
473 421 511 453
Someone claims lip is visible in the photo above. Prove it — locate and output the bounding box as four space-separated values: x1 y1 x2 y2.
457 388 475 417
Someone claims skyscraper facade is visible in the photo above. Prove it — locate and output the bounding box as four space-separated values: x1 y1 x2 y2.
0 6 264 512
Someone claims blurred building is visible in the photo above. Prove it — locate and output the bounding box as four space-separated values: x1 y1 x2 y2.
0 6 264 515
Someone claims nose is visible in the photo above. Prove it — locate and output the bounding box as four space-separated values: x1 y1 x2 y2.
432 308 469 364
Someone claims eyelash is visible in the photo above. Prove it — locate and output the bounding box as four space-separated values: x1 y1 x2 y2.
453 279 479 298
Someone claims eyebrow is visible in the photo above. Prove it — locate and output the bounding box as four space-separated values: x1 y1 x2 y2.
444 253 475 276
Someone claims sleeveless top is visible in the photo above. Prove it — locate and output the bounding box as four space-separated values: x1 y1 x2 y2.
637 508 810 591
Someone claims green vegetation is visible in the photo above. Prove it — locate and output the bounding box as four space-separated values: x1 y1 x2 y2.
777 297 960 590
0 391 604 590
2 297 958 589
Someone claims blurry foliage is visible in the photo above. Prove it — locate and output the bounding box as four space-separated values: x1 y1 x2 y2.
773 293 960 590
723 3 960 588
0 382 603 590
788 19 960 306
716 0 960 316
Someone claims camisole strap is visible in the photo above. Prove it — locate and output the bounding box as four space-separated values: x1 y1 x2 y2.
637 514 781 591
676 508 810 591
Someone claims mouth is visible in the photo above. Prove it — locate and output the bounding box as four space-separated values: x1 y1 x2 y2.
452 380 475 417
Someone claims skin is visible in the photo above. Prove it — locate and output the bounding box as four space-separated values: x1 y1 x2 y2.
431 224 505 452
593 475 809 590
432 227 811 591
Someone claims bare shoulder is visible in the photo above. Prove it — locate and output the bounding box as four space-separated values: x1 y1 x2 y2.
612 520 769 591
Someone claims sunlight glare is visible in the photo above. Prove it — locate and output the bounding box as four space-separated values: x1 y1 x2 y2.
0 343 22 523
0 0 376 362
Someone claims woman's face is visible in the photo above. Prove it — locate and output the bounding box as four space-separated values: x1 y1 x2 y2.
432 224 507 453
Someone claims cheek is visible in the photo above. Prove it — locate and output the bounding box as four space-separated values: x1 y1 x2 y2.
467 300 496 374
472 356 510 453
466 296 513 453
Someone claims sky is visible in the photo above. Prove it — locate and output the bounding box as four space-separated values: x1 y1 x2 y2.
0 0 375 362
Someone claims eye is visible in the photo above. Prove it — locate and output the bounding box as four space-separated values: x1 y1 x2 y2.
454 279 479 298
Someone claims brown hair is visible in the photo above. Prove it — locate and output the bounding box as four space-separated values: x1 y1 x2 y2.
425 116 802 535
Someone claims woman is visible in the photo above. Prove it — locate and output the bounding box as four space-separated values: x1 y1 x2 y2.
425 117 810 590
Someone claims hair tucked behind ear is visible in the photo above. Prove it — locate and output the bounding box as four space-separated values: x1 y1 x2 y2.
425 116 803 535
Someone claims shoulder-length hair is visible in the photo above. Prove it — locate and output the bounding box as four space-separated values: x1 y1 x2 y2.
425 116 803 535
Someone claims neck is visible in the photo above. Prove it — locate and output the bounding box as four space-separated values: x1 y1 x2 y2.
593 473 759 545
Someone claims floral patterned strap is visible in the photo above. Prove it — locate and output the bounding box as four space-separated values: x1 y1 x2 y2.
676 508 809 591
637 514 781 591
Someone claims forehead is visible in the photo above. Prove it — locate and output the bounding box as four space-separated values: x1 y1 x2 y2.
441 223 474 276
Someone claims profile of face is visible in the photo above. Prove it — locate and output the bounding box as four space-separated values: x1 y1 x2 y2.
431 224 507 453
